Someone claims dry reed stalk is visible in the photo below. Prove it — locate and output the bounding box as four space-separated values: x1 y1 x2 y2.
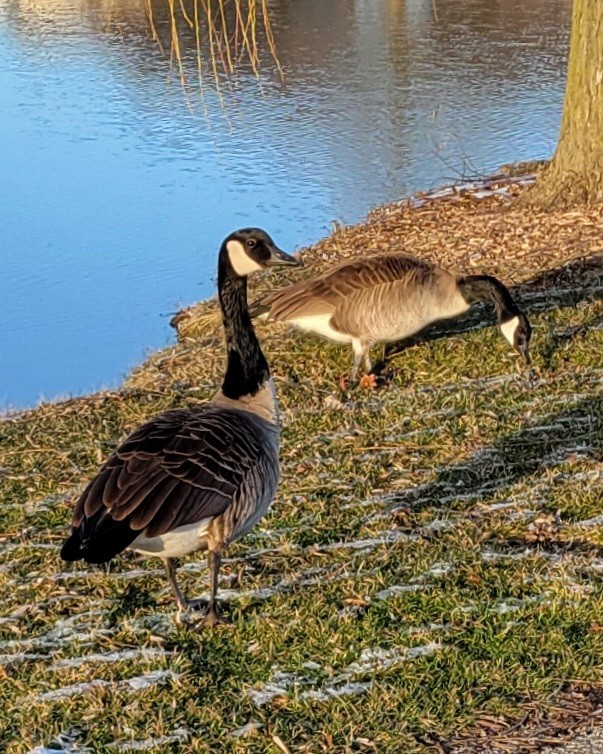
143 0 282 90
193 0 204 89
177 0 194 28
261 0 284 81
248 0 259 76
168 0 186 85
233 1 240 57
145 0 163 50
233 0 258 72
213 13 231 75
203 0 223 91
218 0 235 73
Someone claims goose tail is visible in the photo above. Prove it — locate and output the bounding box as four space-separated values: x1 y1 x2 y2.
60 530 86 562
60 514 139 564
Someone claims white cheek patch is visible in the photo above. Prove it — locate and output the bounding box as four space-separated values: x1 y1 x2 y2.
500 315 519 346
227 240 263 276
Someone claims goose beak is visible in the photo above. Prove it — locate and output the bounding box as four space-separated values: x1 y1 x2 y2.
516 341 531 366
266 246 303 268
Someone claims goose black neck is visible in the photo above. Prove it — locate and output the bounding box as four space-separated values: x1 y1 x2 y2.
218 254 270 400
457 275 520 322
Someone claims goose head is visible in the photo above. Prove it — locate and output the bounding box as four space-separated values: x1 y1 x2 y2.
224 228 302 277
500 311 532 365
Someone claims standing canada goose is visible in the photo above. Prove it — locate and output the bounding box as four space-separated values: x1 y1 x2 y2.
250 254 531 380
60 228 302 626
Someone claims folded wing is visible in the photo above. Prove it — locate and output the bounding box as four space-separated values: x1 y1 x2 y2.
61 407 270 563
250 254 436 324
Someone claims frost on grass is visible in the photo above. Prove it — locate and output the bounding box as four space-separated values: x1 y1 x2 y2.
374 584 428 600
229 722 264 739
373 562 453 600
0 612 112 653
29 727 190 754
249 642 443 706
27 730 89 754
1 650 49 668
108 728 190 751
577 512 603 527
33 670 179 702
49 647 172 670
302 681 373 701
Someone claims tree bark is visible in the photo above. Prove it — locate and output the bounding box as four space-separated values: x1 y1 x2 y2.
524 0 603 206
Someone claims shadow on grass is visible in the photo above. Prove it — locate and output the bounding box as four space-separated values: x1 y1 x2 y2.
381 254 603 365
105 581 158 623
390 394 603 511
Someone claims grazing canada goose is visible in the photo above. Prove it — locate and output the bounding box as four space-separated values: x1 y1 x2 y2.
60 228 302 626
250 253 531 379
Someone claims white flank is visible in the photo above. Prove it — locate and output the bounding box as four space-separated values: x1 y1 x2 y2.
226 239 263 276
289 313 352 344
131 518 213 558
500 315 519 345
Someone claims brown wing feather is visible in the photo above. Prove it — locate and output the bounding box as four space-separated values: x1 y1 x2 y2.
257 254 437 322
330 262 443 337
71 406 270 540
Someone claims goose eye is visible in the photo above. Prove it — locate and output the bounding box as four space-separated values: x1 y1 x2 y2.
246 239 257 248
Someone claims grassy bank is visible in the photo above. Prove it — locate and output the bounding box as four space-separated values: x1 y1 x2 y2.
1 177 602 753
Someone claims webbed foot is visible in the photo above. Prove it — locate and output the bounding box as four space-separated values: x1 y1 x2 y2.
202 601 227 628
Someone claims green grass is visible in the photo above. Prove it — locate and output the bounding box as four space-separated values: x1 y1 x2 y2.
1 265 602 752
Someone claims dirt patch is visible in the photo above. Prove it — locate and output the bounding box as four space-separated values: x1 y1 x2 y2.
444 684 603 754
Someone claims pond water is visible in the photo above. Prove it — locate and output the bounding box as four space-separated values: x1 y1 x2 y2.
0 0 571 410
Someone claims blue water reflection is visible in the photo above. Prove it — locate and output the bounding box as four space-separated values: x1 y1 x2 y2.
0 0 570 409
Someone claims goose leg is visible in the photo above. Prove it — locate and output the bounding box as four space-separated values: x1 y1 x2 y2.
164 557 188 613
350 340 366 381
203 549 226 627
366 345 387 376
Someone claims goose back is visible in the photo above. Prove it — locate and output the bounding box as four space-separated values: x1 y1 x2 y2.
255 254 470 343
62 405 279 563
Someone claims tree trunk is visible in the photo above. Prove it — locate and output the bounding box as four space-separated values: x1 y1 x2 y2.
524 0 603 206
